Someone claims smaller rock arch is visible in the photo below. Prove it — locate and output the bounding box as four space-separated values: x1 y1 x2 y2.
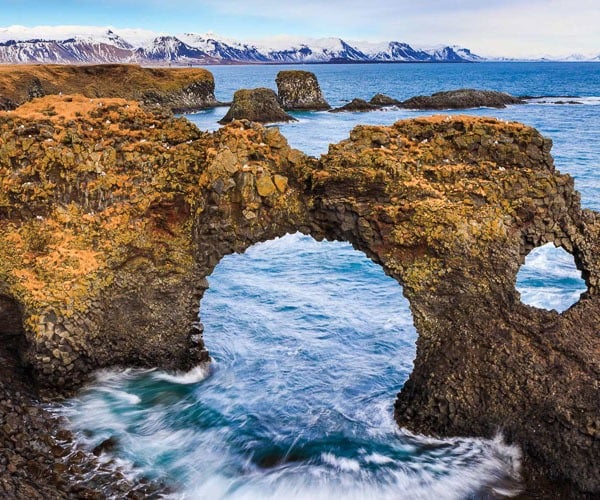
516 242 587 312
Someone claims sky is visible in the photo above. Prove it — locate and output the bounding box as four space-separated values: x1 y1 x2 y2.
1 0 599 58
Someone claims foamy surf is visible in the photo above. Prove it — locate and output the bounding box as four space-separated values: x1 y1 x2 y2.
152 363 211 384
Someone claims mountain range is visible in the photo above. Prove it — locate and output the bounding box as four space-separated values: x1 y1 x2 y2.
0 26 483 65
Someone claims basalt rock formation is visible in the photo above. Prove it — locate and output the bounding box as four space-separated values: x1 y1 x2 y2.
329 98 380 113
0 96 598 496
400 88 525 109
369 93 402 106
0 64 219 112
218 87 296 124
275 70 331 111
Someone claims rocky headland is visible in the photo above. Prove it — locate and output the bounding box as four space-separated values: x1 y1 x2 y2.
0 95 598 497
0 64 220 112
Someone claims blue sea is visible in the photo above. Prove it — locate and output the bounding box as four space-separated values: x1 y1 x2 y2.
55 63 598 499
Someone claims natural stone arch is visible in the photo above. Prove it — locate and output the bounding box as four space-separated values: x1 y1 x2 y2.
0 96 598 494
516 242 587 311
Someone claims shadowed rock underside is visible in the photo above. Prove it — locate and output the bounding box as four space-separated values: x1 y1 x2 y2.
0 95 598 495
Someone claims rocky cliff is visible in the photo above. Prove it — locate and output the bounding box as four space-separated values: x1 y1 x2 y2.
0 97 598 495
0 64 219 112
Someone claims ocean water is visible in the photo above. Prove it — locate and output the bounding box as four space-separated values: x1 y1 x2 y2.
56 63 597 498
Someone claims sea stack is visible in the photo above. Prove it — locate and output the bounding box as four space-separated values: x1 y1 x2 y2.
275 70 331 111
219 88 296 124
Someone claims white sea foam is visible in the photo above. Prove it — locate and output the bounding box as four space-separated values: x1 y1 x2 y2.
152 363 211 384
525 96 600 106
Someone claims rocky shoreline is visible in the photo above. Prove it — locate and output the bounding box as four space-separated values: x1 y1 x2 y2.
0 65 598 497
0 329 168 498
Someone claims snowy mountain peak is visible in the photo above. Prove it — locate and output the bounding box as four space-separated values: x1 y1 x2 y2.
0 25 484 64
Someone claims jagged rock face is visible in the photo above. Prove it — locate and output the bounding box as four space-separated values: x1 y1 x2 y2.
0 64 219 112
329 98 380 113
219 88 296 124
400 88 525 109
275 70 331 111
0 97 598 494
369 93 401 106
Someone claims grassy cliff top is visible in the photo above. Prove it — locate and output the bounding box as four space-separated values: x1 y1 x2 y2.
0 64 214 107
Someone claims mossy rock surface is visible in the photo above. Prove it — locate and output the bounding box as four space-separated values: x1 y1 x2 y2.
276 70 330 111
0 96 598 495
219 87 296 124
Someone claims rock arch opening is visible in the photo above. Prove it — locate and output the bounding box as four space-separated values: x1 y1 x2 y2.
199 232 417 463
515 243 587 312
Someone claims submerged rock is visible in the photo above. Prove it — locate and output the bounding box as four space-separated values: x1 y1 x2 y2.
400 88 525 109
219 88 296 124
369 93 402 106
329 98 380 113
276 70 331 111
0 96 599 496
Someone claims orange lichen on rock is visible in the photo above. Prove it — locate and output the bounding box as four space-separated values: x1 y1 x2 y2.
2 94 142 122
0 98 598 495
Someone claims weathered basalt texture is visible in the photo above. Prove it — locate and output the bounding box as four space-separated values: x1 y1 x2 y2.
219 88 296 124
0 97 598 495
400 88 525 109
0 64 219 112
329 98 380 113
276 70 331 111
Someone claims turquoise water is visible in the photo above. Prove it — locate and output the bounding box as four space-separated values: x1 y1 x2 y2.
57 63 596 498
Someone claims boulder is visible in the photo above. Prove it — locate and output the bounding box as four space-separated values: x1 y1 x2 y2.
369 93 401 106
329 98 380 113
276 70 330 111
400 88 525 109
218 88 296 124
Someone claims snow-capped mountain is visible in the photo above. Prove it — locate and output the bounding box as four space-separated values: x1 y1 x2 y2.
0 25 484 64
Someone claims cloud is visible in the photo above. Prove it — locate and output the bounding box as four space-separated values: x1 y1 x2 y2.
2 0 599 57
186 0 600 57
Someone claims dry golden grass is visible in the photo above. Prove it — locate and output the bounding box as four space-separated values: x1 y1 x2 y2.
0 64 213 105
0 94 142 122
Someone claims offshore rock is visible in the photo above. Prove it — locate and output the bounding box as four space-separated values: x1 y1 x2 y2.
276 70 331 111
219 88 296 124
400 88 525 109
369 93 402 106
0 63 219 112
329 98 380 113
0 98 599 496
